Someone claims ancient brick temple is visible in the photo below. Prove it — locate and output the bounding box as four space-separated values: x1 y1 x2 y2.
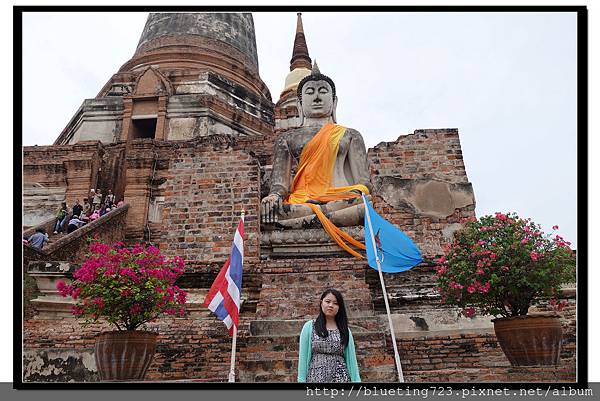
22 13 576 382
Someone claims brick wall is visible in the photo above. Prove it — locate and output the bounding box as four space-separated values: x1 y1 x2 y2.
368 129 469 183
150 138 261 264
237 132 279 167
397 325 575 378
366 129 475 259
255 258 375 320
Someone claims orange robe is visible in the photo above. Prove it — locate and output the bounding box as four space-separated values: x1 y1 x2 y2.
284 123 369 258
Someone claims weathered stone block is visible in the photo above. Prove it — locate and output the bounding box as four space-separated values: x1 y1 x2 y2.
23 349 98 382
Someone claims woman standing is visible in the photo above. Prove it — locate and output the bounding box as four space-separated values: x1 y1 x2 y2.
297 288 361 382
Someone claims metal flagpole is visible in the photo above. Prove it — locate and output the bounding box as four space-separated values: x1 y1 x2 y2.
362 195 404 383
228 210 245 383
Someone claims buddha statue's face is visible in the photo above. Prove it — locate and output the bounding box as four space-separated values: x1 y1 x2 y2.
300 79 335 119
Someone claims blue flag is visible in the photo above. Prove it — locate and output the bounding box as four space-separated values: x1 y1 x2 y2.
363 194 423 273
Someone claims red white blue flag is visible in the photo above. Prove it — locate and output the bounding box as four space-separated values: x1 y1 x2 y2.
203 216 244 336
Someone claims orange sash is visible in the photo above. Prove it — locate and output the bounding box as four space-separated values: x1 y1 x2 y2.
284 123 369 258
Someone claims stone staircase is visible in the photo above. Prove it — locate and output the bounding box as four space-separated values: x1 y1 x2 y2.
23 204 129 267
238 260 399 382
238 319 396 382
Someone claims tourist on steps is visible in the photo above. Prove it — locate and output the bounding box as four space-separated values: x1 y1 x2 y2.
53 202 69 234
105 189 115 207
27 228 49 249
297 288 361 383
67 215 87 234
92 189 102 210
82 198 92 217
89 206 101 222
72 199 83 219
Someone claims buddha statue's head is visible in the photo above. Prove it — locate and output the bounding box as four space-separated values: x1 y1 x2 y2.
296 61 337 125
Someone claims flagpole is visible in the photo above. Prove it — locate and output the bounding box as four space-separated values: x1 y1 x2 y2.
228 324 238 382
362 195 405 383
228 209 245 383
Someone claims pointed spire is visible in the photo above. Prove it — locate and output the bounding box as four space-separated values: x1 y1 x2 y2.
296 11 304 33
312 60 320 75
290 13 312 71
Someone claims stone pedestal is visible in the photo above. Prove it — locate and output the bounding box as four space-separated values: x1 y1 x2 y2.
260 226 364 259
27 261 76 319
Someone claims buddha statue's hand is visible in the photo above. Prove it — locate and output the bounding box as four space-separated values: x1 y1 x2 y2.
261 194 282 224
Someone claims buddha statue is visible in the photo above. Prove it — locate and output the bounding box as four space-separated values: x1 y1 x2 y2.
261 62 372 258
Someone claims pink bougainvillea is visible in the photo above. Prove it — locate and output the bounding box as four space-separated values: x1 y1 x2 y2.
57 241 187 331
436 212 576 318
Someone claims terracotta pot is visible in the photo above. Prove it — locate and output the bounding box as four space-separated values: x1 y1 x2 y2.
492 314 562 366
94 330 158 381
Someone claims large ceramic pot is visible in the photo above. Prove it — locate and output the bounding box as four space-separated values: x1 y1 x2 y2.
492 314 563 366
94 330 158 381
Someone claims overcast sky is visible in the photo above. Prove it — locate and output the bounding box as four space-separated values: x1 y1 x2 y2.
22 11 578 248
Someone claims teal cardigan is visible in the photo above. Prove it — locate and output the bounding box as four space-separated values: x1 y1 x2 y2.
297 320 361 382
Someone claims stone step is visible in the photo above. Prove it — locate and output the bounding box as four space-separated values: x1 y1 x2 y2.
239 329 396 382
168 377 229 383
402 363 576 383
244 325 388 342
248 317 384 337
255 307 376 321
238 324 515 370
239 336 397 383
239 346 574 383
393 330 511 373
238 361 398 383
251 374 294 383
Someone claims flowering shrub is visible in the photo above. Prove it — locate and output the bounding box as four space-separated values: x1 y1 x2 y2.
57 241 187 331
435 212 575 318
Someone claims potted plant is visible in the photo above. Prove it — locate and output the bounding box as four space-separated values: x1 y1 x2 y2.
435 212 576 366
57 241 187 381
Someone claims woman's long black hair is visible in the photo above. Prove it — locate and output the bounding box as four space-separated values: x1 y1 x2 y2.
314 288 349 347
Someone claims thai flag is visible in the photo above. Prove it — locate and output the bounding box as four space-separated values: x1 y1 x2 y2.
203 216 244 335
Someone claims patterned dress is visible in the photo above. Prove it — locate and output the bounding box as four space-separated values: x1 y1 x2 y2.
306 324 350 383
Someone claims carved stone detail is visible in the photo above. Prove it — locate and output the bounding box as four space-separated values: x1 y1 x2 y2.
260 227 364 258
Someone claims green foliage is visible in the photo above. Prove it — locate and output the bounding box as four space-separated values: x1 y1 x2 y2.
435 212 576 318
